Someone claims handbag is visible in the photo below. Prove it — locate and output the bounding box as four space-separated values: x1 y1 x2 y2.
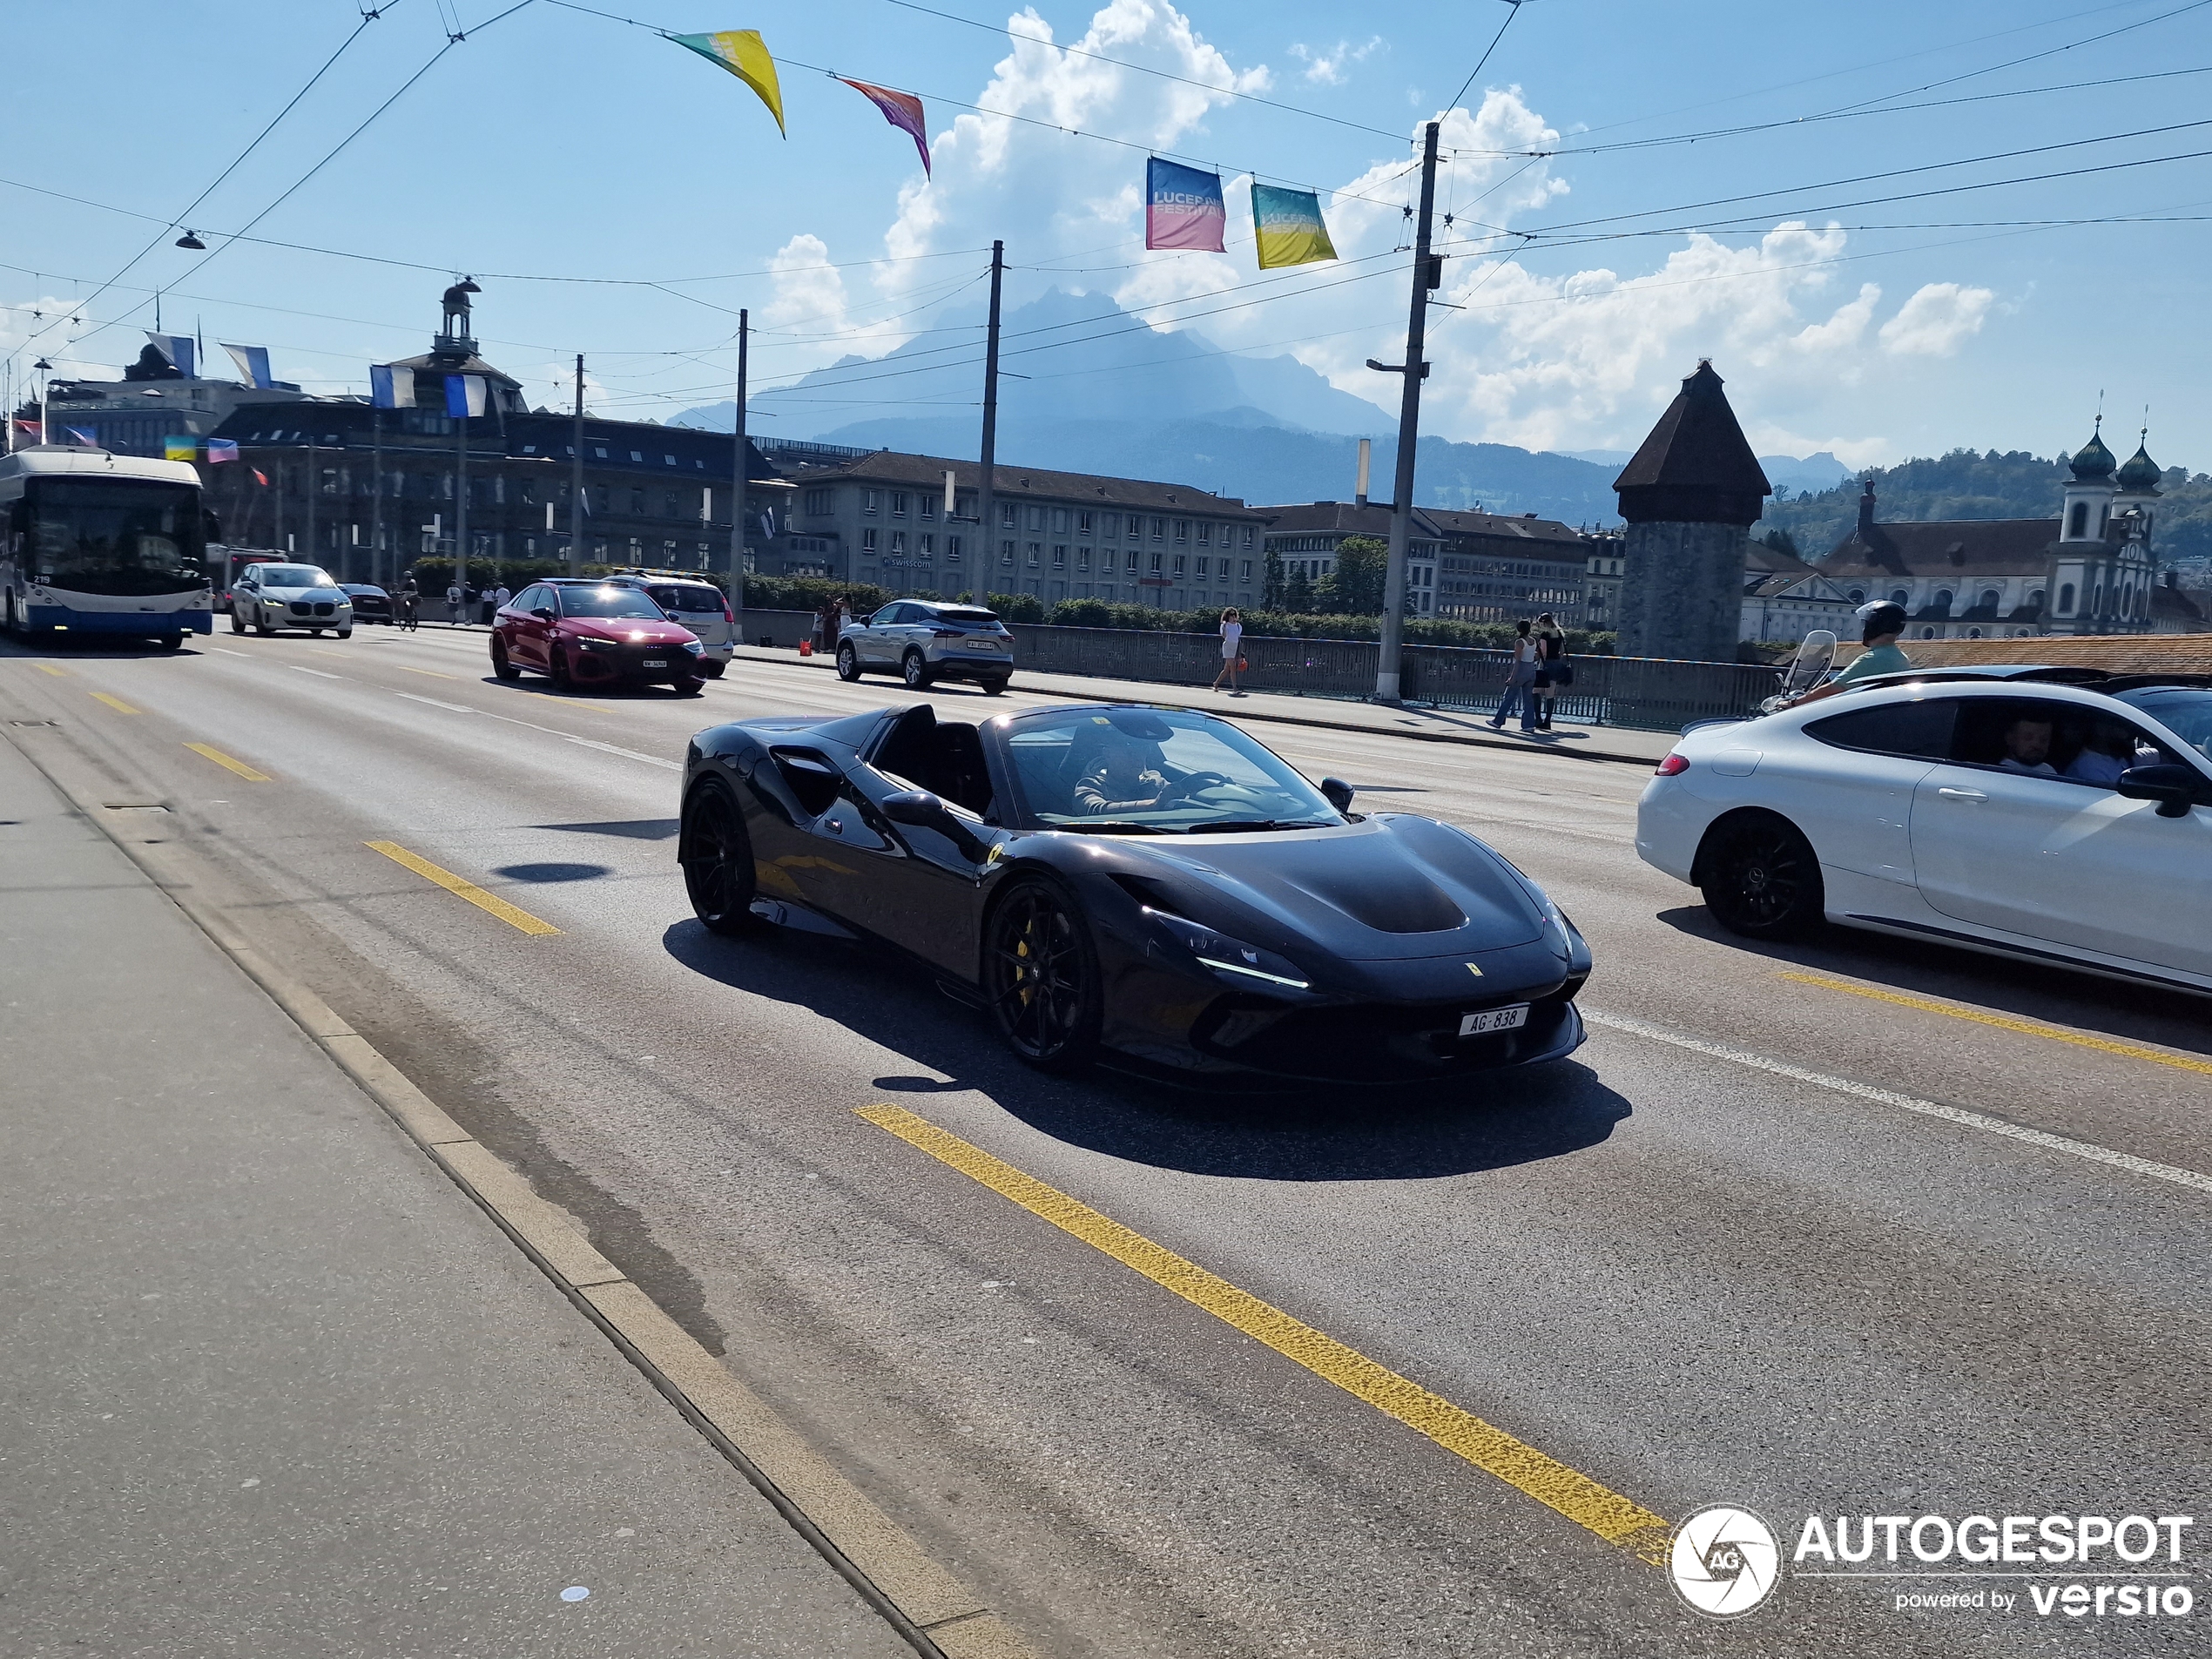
1236 656 1248 671
1551 658 1575 687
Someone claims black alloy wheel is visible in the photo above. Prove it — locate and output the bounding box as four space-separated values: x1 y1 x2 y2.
983 878 1103 1071
254 612 273 636
337 628 352 640
902 649 933 690
674 675 705 697
229 609 245 635
983 677 1008 695
1701 814 1824 939
491 638 520 680
550 647 573 690
680 782 758 934
836 641 861 682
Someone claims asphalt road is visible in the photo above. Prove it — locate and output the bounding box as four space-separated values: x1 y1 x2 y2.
4 621 2206 1659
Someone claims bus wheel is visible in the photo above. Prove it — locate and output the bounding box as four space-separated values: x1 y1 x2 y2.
159 634 184 651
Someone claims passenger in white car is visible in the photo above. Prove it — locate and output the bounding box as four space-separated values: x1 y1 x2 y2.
2065 724 2137 787
1998 716 2058 776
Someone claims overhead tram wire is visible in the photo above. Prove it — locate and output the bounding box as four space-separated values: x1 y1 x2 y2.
1444 0 1527 122
4 3 400 373
867 0 1420 145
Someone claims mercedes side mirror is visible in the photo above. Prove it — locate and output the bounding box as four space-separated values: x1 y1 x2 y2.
531 606 556 621
882 788 986 860
2116 763 2200 819
1319 777 1355 813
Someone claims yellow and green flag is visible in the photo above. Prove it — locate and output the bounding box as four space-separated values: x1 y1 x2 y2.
1251 184 1338 270
670 30 786 136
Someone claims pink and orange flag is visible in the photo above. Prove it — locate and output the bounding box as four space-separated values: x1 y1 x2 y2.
840 78 930 177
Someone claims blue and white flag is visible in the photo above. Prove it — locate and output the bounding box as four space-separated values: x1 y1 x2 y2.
222 342 273 388
145 331 196 377
63 426 98 447
444 374 488 419
369 364 415 409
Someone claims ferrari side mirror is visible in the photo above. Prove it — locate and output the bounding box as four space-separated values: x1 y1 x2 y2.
883 788 986 861
1319 777 1355 813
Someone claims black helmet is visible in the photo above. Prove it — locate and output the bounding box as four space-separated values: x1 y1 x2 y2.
1858 601 1906 643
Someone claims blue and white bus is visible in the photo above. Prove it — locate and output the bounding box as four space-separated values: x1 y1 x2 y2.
1 446 214 648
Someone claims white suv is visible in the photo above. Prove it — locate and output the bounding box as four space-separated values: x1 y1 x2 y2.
1637 671 2212 993
835 600 1015 692
605 572 734 676
230 562 353 638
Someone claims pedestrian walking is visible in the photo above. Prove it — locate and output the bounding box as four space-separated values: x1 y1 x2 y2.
836 595 853 648
399 576 420 631
492 582 512 617
811 600 828 655
479 586 497 626
1487 619 1540 732
1211 607 1244 694
1531 612 1568 731
445 580 462 626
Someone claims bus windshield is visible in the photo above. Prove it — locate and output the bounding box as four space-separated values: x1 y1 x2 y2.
26 478 206 597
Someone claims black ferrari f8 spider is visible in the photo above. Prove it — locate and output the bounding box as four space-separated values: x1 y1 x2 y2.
678 701 1591 1082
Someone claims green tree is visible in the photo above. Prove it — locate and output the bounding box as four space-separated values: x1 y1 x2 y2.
1759 527 1800 559
1315 535 1388 615
1281 568 1314 612
1260 546 1286 610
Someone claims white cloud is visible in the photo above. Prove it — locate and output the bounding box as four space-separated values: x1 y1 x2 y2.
1878 281 1993 356
1289 37 1382 86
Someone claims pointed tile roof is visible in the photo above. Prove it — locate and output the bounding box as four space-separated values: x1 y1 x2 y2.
1613 361 1771 526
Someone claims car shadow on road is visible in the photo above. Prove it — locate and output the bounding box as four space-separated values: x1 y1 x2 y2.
663 919 1632 1182
1656 905 2212 1060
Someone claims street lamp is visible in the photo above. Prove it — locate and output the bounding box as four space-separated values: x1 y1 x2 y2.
33 357 52 445
174 230 206 250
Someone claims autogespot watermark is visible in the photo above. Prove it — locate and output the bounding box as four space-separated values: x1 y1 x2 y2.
1669 1507 2196 1623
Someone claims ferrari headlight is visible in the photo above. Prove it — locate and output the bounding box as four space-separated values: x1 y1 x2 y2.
1145 907 1310 991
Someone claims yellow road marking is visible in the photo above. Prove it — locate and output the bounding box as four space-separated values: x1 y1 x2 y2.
855 1104 1674 1565
364 840 561 936
397 664 459 680
1781 972 2212 1079
184 742 271 782
36 664 70 677
88 691 140 714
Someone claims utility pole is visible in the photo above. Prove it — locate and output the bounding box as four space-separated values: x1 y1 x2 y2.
729 311 748 578
1371 120 1441 704
370 407 384 587
975 240 1003 594
455 405 469 604
569 354 584 576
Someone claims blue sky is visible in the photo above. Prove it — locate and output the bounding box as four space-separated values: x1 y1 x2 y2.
7 0 2211 469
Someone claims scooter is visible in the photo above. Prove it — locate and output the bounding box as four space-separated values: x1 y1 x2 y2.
1756 629 1838 714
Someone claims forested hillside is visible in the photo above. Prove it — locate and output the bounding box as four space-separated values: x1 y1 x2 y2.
1757 448 2212 563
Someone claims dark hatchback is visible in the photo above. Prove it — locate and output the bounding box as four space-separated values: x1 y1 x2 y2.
678 701 1590 1082
340 584 393 624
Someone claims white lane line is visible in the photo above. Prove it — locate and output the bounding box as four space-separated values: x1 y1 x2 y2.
212 647 251 658
395 691 476 714
290 665 346 680
1582 1008 2212 1197
390 689 680 770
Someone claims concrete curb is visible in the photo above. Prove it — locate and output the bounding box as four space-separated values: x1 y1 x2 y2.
6 726 1044 1659
728 645 1669 767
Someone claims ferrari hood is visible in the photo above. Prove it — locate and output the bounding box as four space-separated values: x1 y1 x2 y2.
1124 814 1546 961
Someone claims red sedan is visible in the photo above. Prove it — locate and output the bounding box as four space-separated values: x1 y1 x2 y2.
491 579 709 694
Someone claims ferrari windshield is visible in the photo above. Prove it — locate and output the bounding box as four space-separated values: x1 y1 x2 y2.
996 707 1342 833
560 586 665 619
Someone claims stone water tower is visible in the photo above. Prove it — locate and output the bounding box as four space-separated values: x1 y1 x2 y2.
1613 361 1770 661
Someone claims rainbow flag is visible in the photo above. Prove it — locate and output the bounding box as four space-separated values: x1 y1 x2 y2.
1145 158 1225 252
670 30 786 136
840 78 930 176
164 435 199 461
1251 185 1338 270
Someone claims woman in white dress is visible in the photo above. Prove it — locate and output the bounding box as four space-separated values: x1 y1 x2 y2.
1211 608 1244 694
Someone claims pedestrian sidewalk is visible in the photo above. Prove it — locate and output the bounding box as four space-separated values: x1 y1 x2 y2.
0 738 914 1658
728 643 1683 766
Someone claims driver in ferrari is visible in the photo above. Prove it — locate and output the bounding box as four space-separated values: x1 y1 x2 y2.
1075 732 1178 816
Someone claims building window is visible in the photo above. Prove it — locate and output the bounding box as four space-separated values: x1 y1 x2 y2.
1076 510 1092 536
803 488 834 514
1126 550 1141 572
1000 502 1017 528
1151 517 1166 542
1241 526 1254 549
862 489 880 515
1150 551 1164 573
1172 555 1186 577
1888 589 1909 606
1197 523 1211 546
947 536 962 562
1026 505 1044 531
921 494 935 521
631 488 646 515
2067 501 2087 538
1026 541 1042 566
2058 583 2075 614
664 489 680 516
1173 520 1189 544
1128 516 1142 543
1000 539 1015 565
891 531 907 555
919 534 934 559
891 491 909 517
1076 546 1090 572
862 528 878 551
1052 544 1067 568
1240 560 1252 580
